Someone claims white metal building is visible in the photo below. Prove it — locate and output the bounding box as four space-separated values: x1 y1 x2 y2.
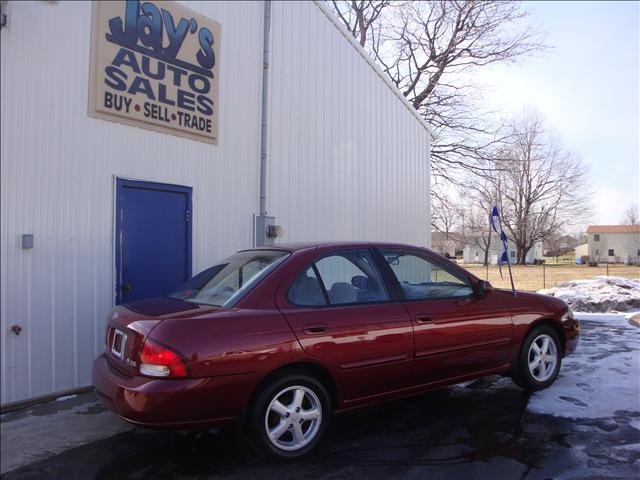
0 1 431 405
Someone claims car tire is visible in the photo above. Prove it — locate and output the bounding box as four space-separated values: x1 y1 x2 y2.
512 325 562 391
248 373 330 461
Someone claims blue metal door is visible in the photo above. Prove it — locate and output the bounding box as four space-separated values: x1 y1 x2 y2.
115 179 192 304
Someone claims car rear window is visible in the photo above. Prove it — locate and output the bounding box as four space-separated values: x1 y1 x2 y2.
169 250 289 307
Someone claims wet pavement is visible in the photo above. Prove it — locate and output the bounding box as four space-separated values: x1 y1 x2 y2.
3 319 639 480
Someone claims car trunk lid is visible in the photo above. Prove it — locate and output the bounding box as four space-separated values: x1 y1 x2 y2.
104 297 218 376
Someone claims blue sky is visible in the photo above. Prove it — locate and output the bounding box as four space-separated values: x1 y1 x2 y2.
476 1 639 225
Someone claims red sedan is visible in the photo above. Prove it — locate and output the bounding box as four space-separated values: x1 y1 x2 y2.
93 242 579 459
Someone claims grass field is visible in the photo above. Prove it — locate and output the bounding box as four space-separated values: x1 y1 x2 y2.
459 263 640 292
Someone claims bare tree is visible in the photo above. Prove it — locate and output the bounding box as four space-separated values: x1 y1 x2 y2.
460 205 492 265
620 204 639 225
325 1 546 184
431 192 460 238
431 193 463 257
459 178 500 266
592 237 607 264
545 232 568 263
489 112 592 264
329 0 391 47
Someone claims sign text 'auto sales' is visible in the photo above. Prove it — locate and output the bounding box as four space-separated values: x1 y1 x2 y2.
89 0 221 144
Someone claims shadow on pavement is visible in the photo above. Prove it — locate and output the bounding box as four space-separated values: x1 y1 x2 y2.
3 375 638 480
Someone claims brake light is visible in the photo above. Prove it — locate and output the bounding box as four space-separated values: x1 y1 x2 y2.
139 338 187 378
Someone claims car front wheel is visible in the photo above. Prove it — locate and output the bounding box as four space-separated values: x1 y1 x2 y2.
513 326 562 391
249 373 330 460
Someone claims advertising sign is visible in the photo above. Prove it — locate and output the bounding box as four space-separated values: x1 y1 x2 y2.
89 1 221 144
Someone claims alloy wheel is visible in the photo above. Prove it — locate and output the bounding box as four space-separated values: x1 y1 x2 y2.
527 334 558 382
264 385 322 451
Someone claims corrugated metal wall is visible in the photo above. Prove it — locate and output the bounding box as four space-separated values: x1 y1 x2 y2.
267 1 431 245
0 0 431 405
0 0 265 404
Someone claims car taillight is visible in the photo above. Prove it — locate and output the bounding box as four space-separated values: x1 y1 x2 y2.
139 338 188 378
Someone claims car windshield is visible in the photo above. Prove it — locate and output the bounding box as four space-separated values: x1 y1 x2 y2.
168 250 290 307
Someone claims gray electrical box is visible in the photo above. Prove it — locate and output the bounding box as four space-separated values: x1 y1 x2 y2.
255 215 276 247
21 234 34 249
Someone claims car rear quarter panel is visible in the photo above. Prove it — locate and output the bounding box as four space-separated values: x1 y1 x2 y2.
144 307 321 419
148 309 303 378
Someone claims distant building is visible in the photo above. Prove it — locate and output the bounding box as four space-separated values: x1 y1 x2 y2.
431 232 463 258
543 235 580 257
462 233 543 265
587 225 640 264
574 243 588 262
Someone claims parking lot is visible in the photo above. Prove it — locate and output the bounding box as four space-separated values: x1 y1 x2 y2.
2 316 639 480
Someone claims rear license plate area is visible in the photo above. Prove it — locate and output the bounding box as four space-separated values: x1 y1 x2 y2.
110 329 127 360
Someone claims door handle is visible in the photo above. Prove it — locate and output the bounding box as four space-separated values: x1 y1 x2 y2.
122 283 133 293
304 325 328 335
416 316 433 323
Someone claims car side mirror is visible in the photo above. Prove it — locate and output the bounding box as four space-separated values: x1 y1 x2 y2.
476 280 493 298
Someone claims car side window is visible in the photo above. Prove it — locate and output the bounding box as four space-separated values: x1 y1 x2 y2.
288 250 390 306
315 251 390 305
381 249 473 300
288 267 328 306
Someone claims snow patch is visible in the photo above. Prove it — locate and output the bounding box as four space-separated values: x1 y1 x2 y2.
55 395 77 402
539 276 640 312
527 313 640 420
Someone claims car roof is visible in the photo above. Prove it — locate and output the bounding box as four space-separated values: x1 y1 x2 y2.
241 241 430 253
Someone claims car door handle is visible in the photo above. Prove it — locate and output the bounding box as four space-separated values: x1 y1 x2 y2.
416 316 433 323
304 325 328 335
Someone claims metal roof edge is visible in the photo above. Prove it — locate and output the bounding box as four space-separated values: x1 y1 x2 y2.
313 0 435 141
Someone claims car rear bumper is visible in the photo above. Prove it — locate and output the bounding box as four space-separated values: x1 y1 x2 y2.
92 353 257 429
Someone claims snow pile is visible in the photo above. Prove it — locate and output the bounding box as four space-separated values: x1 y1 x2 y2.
527 312 639 420
539 276 640 312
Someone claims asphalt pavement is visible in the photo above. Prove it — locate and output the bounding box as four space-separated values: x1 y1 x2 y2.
2 318 639 480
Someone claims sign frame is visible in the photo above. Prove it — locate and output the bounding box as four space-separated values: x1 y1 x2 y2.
88 1 221 145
